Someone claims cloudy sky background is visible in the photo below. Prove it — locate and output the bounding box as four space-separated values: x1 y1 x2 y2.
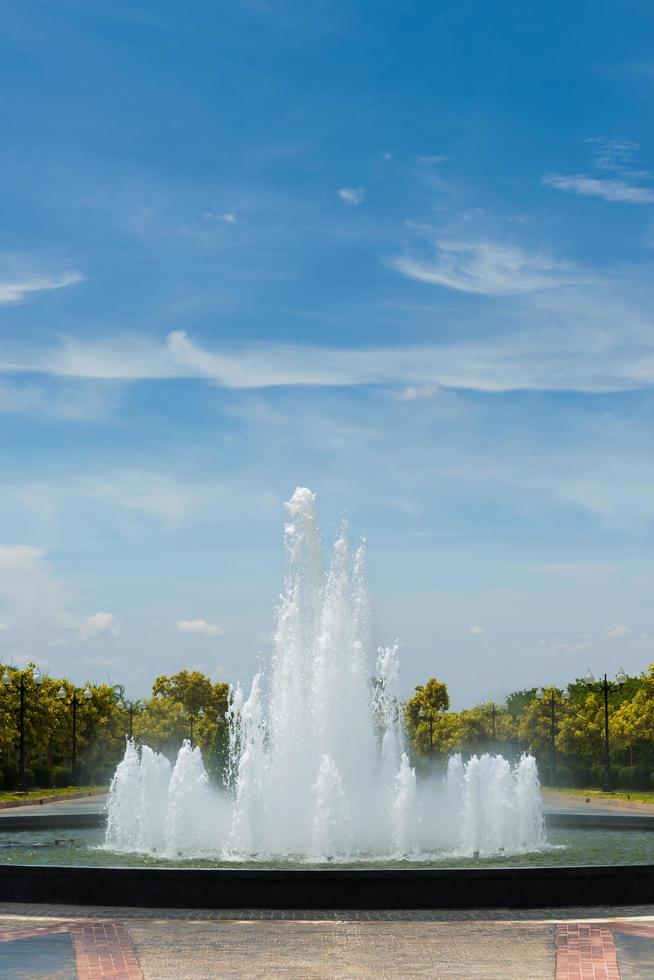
1 0 654 706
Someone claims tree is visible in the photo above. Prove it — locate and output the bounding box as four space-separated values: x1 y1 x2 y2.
405 678 449 757
139 670 230 758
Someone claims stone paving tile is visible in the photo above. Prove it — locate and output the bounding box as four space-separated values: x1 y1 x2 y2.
127 919 554 979
3 904 654 979
2 902 654 921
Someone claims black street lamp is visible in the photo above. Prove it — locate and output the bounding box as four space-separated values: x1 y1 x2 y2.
1 666 43 793
111 686 144 741
179 707 205 748
535 687 570 785
57 684 92 786
418 706 434 757
489 702 497 749
583 667 627 792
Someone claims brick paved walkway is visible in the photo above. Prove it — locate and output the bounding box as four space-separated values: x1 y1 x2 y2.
0 905 653 978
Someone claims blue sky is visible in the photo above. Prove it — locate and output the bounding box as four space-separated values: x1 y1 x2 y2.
1 0 654 706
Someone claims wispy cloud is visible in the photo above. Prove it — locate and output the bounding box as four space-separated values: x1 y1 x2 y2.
0 271 82 305
177 618 224 637
585 138 650 178
389 240 581 295
416 154 449 165
2 317 654 395
0 545 47 567
543 173 654 204
202 211 237 223
337 187 365 205
396 385 440 401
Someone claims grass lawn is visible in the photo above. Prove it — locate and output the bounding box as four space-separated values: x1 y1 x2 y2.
0 785 105 803
543 785 654 804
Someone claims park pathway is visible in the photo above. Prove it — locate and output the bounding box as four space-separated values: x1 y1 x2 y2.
1 905 654 978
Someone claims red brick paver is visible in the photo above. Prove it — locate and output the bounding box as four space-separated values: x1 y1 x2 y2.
73 921 143 979
0 919 143 979
556 923 620 979
556 921 654 980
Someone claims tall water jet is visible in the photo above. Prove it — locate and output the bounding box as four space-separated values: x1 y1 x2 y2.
106 487 546 863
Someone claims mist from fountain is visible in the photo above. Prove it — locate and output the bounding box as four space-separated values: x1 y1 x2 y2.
105 488 545 862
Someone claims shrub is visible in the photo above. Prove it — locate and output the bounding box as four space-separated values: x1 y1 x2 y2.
617 767 630 789
591 764 622 789
554 765 573 787
618 765 650 790
77 764 92 786
52 766 72 788
31 763 53 789
24 768 34 789
571 767 591 788
1 763 18 791
93 764 115 787
0 769 4 790
649 771 654 789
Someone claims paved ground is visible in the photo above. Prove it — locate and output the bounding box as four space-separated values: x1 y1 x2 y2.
542 792 654 817
0 796 107 819
1 905 654 978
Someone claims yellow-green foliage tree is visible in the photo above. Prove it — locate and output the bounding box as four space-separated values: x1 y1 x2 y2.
453 703 516 755
136 669 230 757
0 665 124 777
405 678 449 757
518 688 571 759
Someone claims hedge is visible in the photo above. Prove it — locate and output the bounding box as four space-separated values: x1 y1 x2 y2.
31 763 53 789
52 766 72 788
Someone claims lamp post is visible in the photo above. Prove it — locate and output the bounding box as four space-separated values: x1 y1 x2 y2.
109 684 143 741
489 702 497 749
535 687 570 785
418 706 434 758
1 666 43 793
583 667 627 792
180 707 205 748
57 684 92 786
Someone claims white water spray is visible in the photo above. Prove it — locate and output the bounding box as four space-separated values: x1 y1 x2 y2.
105 488 545 862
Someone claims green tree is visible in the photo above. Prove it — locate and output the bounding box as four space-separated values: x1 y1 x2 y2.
405 678 449 757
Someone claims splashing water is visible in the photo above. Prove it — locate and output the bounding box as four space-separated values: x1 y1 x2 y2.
106 488 545 862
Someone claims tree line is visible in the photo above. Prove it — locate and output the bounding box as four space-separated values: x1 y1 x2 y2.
405 666 654 789
0 666 228 791
5 660 654 794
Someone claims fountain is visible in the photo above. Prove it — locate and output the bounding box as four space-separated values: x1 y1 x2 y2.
105 487 545 863
0 489 652 909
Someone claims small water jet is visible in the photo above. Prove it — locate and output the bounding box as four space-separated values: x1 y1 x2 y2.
106 488 545 863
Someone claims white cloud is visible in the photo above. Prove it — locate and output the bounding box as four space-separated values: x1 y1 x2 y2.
202 211 237 223
543 173 654 204
177 619 225 637
602 623 632 640
469 625 485 636
390 241 581 295
74 611 117 641
337 187 365 206
379 152 392 161
396 385 440 401
85 655 121 668
0 622 9 632
0 271 82 305
586 138 642 173
0 545 47 567
417 155 449 165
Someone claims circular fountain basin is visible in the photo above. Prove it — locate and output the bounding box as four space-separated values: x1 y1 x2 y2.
1 813 654 909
